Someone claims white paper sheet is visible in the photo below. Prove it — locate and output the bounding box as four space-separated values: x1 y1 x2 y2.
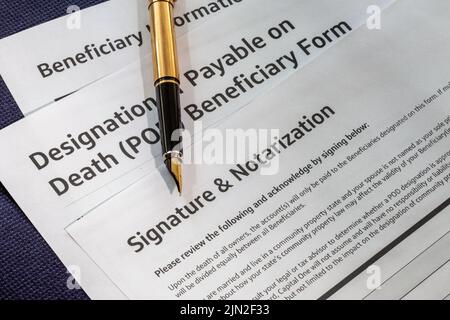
66 0 450 299
0 0 390 299
0 0 246 114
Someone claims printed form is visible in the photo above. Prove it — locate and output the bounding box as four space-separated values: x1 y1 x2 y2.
66 0 450 299
1 0 449 299
0 0 244 114
0 0 389 299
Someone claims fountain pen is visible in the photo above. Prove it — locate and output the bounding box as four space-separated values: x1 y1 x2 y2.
149 0 183 193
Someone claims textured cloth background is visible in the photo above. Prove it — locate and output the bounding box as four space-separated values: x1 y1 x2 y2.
0 0 110 300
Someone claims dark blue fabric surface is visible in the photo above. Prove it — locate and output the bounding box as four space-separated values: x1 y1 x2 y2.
0 0 109 300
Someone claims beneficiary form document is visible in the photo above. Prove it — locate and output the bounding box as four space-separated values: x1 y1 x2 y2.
0 0 244 114
0 0 385 299
67 0 450 299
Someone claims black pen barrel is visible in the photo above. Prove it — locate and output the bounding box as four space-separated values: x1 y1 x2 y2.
155 80 182 156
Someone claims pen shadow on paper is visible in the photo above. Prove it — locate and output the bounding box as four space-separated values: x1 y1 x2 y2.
136 1 196 198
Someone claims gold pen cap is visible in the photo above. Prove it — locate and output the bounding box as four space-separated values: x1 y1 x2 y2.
148 0 180 83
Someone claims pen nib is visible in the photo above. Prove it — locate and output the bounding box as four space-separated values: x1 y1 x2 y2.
165 156 183 195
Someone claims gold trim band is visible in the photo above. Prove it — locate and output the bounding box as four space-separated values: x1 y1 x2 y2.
148 0 176 8
155 78 179 86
